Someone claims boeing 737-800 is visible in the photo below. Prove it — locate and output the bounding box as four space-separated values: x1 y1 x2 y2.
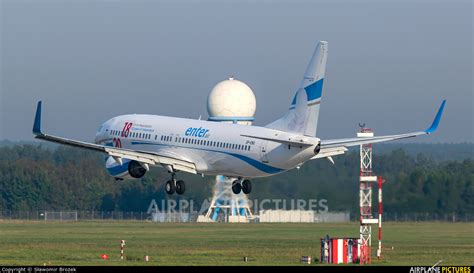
32 41 446 195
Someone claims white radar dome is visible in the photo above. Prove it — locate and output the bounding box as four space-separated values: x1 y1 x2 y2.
207 77 256 123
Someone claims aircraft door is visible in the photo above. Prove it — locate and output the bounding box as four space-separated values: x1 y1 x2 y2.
260 141 269 163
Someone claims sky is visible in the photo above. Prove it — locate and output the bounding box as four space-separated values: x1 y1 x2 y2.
0 0 472 143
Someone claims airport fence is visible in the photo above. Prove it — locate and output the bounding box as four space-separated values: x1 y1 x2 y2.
0 210 472 222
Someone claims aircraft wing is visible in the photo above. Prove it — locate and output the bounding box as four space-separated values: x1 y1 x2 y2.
312 100 446 159
32 101 197 174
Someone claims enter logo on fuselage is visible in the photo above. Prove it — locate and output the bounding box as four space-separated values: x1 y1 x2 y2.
185 127 210 138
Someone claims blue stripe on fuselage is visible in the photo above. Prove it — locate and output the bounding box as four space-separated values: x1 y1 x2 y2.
130 141 283 174
227 152 282 174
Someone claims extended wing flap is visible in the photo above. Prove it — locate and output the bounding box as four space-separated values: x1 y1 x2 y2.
311 146 348 160
106 148 197 174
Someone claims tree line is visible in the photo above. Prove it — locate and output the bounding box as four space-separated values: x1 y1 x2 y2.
0 144 472 215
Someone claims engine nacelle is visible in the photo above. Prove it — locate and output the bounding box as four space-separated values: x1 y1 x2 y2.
105 156 147 179
314 142 321 155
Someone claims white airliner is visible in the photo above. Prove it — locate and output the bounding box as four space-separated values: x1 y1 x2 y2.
32 41 446 195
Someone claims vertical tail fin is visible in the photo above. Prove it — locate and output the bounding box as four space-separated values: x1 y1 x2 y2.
266 41 328 137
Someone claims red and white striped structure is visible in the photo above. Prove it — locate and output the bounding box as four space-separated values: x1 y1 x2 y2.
120 239 126 260
331 238 360 264
377 176 383 259
357 126 383 264
321 237 360 264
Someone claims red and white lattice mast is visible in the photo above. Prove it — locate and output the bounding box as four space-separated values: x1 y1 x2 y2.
357 125 383 264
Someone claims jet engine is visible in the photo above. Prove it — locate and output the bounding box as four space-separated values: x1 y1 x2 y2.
314 142 321 155
105 156 147 179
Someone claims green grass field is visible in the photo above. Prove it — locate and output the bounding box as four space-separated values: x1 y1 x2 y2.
0 221 472 266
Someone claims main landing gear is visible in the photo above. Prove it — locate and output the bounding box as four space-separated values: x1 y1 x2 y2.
232 179 252 195
165 173 186 195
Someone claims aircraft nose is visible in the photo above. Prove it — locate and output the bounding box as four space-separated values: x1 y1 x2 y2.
95 123 107 144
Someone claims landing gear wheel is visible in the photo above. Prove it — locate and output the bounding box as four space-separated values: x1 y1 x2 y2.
165 180 175 194
232 180 242 194
242 179 252 194
176 180 186 195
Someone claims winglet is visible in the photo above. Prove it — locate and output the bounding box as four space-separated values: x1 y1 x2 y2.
425 100 446 134
32 101 42 135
